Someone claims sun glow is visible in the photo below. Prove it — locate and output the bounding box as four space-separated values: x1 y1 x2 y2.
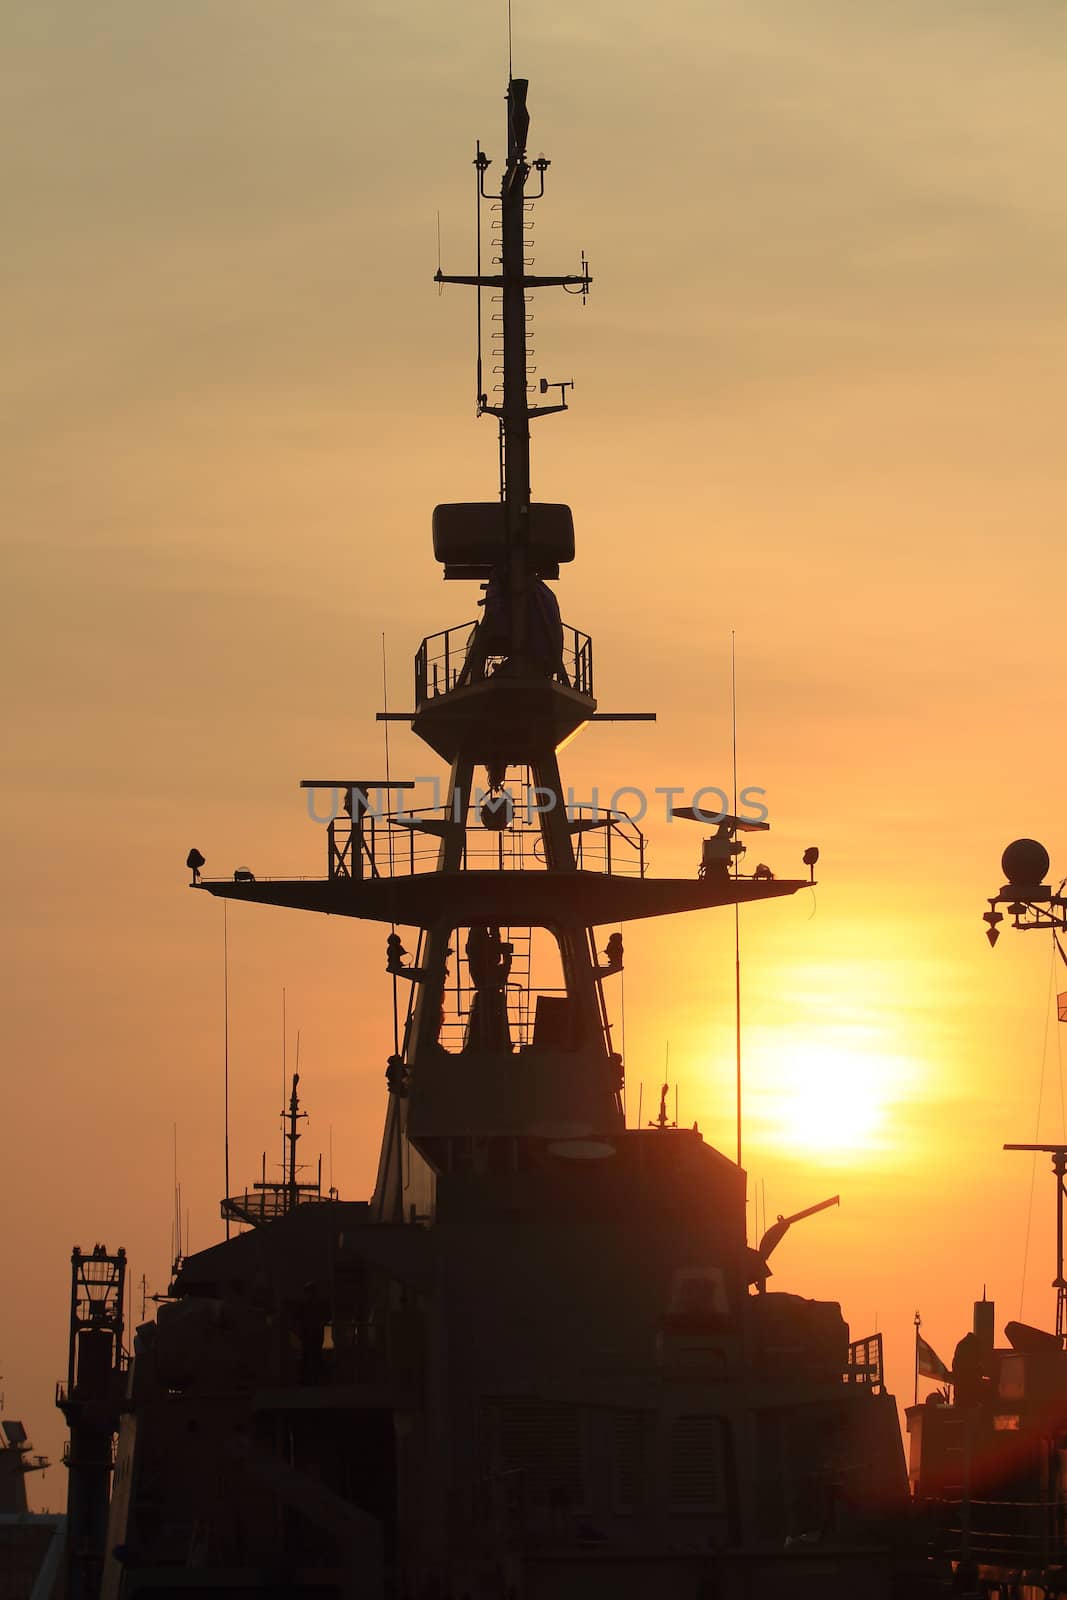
747 1036 916 1161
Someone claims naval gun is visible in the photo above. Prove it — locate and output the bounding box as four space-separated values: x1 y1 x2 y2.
748 1193 840 1291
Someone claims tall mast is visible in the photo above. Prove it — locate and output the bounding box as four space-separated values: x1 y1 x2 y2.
501 82 533 656
196 73 814 1231
500 80 532 517
437 78 590 663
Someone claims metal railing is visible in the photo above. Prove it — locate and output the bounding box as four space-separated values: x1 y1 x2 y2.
570 806 645 879
414 619 593 704
326 800 645 883
569 627 593 696
845 1333 884 1391
924 1496 1064 1573
415 621 477 701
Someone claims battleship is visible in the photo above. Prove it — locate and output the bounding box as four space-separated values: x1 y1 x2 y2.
47 68 934 1600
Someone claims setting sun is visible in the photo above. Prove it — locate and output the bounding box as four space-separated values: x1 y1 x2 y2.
745 1034 920 1161
759 1041 885 1154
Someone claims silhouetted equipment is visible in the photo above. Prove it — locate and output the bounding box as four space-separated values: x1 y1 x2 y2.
186 847 205 884
1002 837 1050 889
283 1072 308 1213
909 1255 1067 1588
56 1244 126 1600
479 789 512 829
221 1071 330 1227
748 1195 841 1290
803 845 819 882
433 502 574 580
984 838 1067 971
667 808 795 889
697 821 744 879
672 806 769 830
0 1417 49 1515
973 1292 994 1353
388 932 424 979
0 1414 56 1591
538 376 574 410
649 1081 676 1130
1004 1318 1060 1354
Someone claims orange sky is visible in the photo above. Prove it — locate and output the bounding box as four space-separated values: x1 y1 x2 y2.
3 2 1065 1504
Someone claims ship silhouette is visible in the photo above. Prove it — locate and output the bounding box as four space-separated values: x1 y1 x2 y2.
53 70 932 1600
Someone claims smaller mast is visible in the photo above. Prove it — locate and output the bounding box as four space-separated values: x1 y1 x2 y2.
285 1071 307 1215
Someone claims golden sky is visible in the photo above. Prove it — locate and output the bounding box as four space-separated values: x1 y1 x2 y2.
3 1 1065 1501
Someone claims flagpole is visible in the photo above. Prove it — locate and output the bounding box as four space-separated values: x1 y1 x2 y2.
914 1310 921 1406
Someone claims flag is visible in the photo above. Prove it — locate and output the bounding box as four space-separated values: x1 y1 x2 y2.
917 1333 951 1383
1058 991 1066 1024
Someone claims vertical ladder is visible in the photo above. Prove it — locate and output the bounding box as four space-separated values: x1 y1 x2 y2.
505 925 533 1046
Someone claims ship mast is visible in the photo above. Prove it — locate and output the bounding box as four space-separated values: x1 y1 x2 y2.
435 78 590 666
194 75 813 1229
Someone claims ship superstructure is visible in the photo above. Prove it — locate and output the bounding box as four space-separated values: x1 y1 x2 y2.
88 73 915 1600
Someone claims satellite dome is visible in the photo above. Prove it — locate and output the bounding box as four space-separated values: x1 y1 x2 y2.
1001 838 1050 888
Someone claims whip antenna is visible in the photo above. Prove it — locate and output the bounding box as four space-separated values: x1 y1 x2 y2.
223 901 231 1238
732 631 743 1168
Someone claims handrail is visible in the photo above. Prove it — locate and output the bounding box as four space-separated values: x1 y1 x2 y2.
845 1332 884 1391
415 617 594 704
325 807 644 882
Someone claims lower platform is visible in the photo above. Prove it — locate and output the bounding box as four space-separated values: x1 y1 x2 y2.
197 869 809 927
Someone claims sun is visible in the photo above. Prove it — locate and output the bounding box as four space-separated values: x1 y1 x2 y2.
769 1044 883 1153
747 1037 904 1161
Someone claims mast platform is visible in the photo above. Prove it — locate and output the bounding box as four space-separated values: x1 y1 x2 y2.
411 618 595 760
196 868 806 927
411 675 595 763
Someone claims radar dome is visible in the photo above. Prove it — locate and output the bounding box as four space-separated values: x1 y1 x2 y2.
1001 838 1050 888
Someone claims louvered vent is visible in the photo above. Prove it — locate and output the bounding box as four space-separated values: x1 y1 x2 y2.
612 1409 643 1512
669 1415 725 1510
492 1397 585 1508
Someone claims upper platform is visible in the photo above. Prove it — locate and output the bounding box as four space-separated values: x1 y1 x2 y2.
411 618 594 761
